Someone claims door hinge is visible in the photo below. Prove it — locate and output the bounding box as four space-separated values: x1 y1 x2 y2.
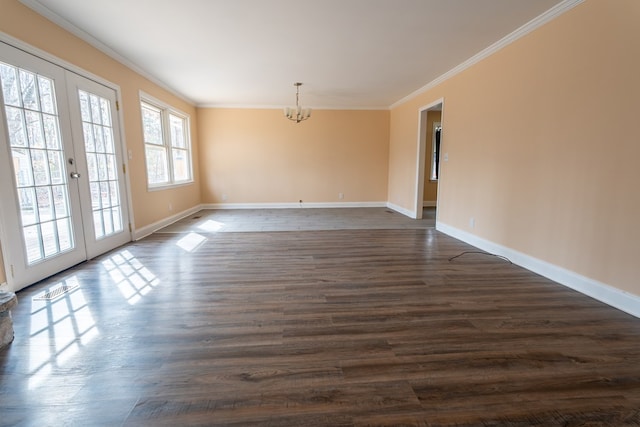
10 264 14 278
129 223 132 233
116 100 120 111
122 164 126 174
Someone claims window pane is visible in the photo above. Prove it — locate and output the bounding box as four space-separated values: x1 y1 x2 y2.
57 218 72 251
169 114 186 148
90 182 100 209
172 148 190 182
36 186 54 222
12 148 34 187
48 150 64 184
52 185 69 218
112 207 122 232
38 76 56 115
103 209 114 235
109 181 120 207
93 210 104 239
18 188 37 225
25 110 45 148
106 154 117 180
100 181 111 208
93 124 105 153
43 114 61 149
24 224 43 263
83 122 95 152
141 104 163 145
90 94 102 125
0 63 21 107
97 153 107 181
41 220 58 257
78 90 91 122
145 144 169 185
103 126 114 153
19 70 39 111
5 106 27 147
86 153 98 181
31 149 50 185
100 98 111 126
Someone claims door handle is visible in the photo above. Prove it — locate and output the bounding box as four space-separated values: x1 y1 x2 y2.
70 171 81 179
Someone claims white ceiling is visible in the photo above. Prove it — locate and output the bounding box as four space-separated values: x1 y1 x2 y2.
21 0 566 109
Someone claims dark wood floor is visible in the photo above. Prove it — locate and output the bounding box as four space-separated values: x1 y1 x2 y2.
1 208 639 426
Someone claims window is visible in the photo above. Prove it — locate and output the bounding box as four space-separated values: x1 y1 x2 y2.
140 96 192 188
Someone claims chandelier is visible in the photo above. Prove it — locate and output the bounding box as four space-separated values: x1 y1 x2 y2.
284 82 311 123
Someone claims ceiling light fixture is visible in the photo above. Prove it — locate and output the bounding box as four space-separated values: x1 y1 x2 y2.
284 82 311 123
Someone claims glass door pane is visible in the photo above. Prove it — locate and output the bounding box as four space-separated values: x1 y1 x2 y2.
0 62 74 265
77 90 123 240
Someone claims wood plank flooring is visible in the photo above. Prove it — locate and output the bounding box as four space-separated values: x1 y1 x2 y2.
1 208 639 426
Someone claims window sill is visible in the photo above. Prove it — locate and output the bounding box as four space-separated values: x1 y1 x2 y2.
147 180 194 192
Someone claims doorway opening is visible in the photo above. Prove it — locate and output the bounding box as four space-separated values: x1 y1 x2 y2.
415 99 443 220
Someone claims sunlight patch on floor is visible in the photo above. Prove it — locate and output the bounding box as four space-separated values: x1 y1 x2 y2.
28 277 98 389
103 250 159 305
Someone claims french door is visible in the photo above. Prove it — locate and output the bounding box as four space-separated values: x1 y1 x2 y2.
0 42 130 292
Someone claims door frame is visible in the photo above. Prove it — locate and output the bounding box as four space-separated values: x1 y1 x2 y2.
414 98 444 219
0 33 134 292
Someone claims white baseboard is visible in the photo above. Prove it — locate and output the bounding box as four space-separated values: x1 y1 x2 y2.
436 220 640 319
134 205 203 240
386 202 415 218
423 201 437 207
201 201 387 210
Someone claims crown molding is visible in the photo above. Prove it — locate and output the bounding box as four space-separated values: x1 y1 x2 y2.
390 0 585 109
18 0 196 106
197 103 390 111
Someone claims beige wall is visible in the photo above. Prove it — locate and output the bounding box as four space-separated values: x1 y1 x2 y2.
389 0 640 296
0 0 201 283
423 110 441 203
198 108 389 204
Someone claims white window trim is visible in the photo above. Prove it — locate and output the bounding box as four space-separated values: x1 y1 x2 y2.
139 92 193 190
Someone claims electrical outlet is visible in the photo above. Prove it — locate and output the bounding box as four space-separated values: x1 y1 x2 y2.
338 193 344 199
222 194 228 201
469 217 475 228
168 203 173 212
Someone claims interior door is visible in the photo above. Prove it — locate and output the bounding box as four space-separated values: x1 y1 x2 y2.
0 42 130 292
